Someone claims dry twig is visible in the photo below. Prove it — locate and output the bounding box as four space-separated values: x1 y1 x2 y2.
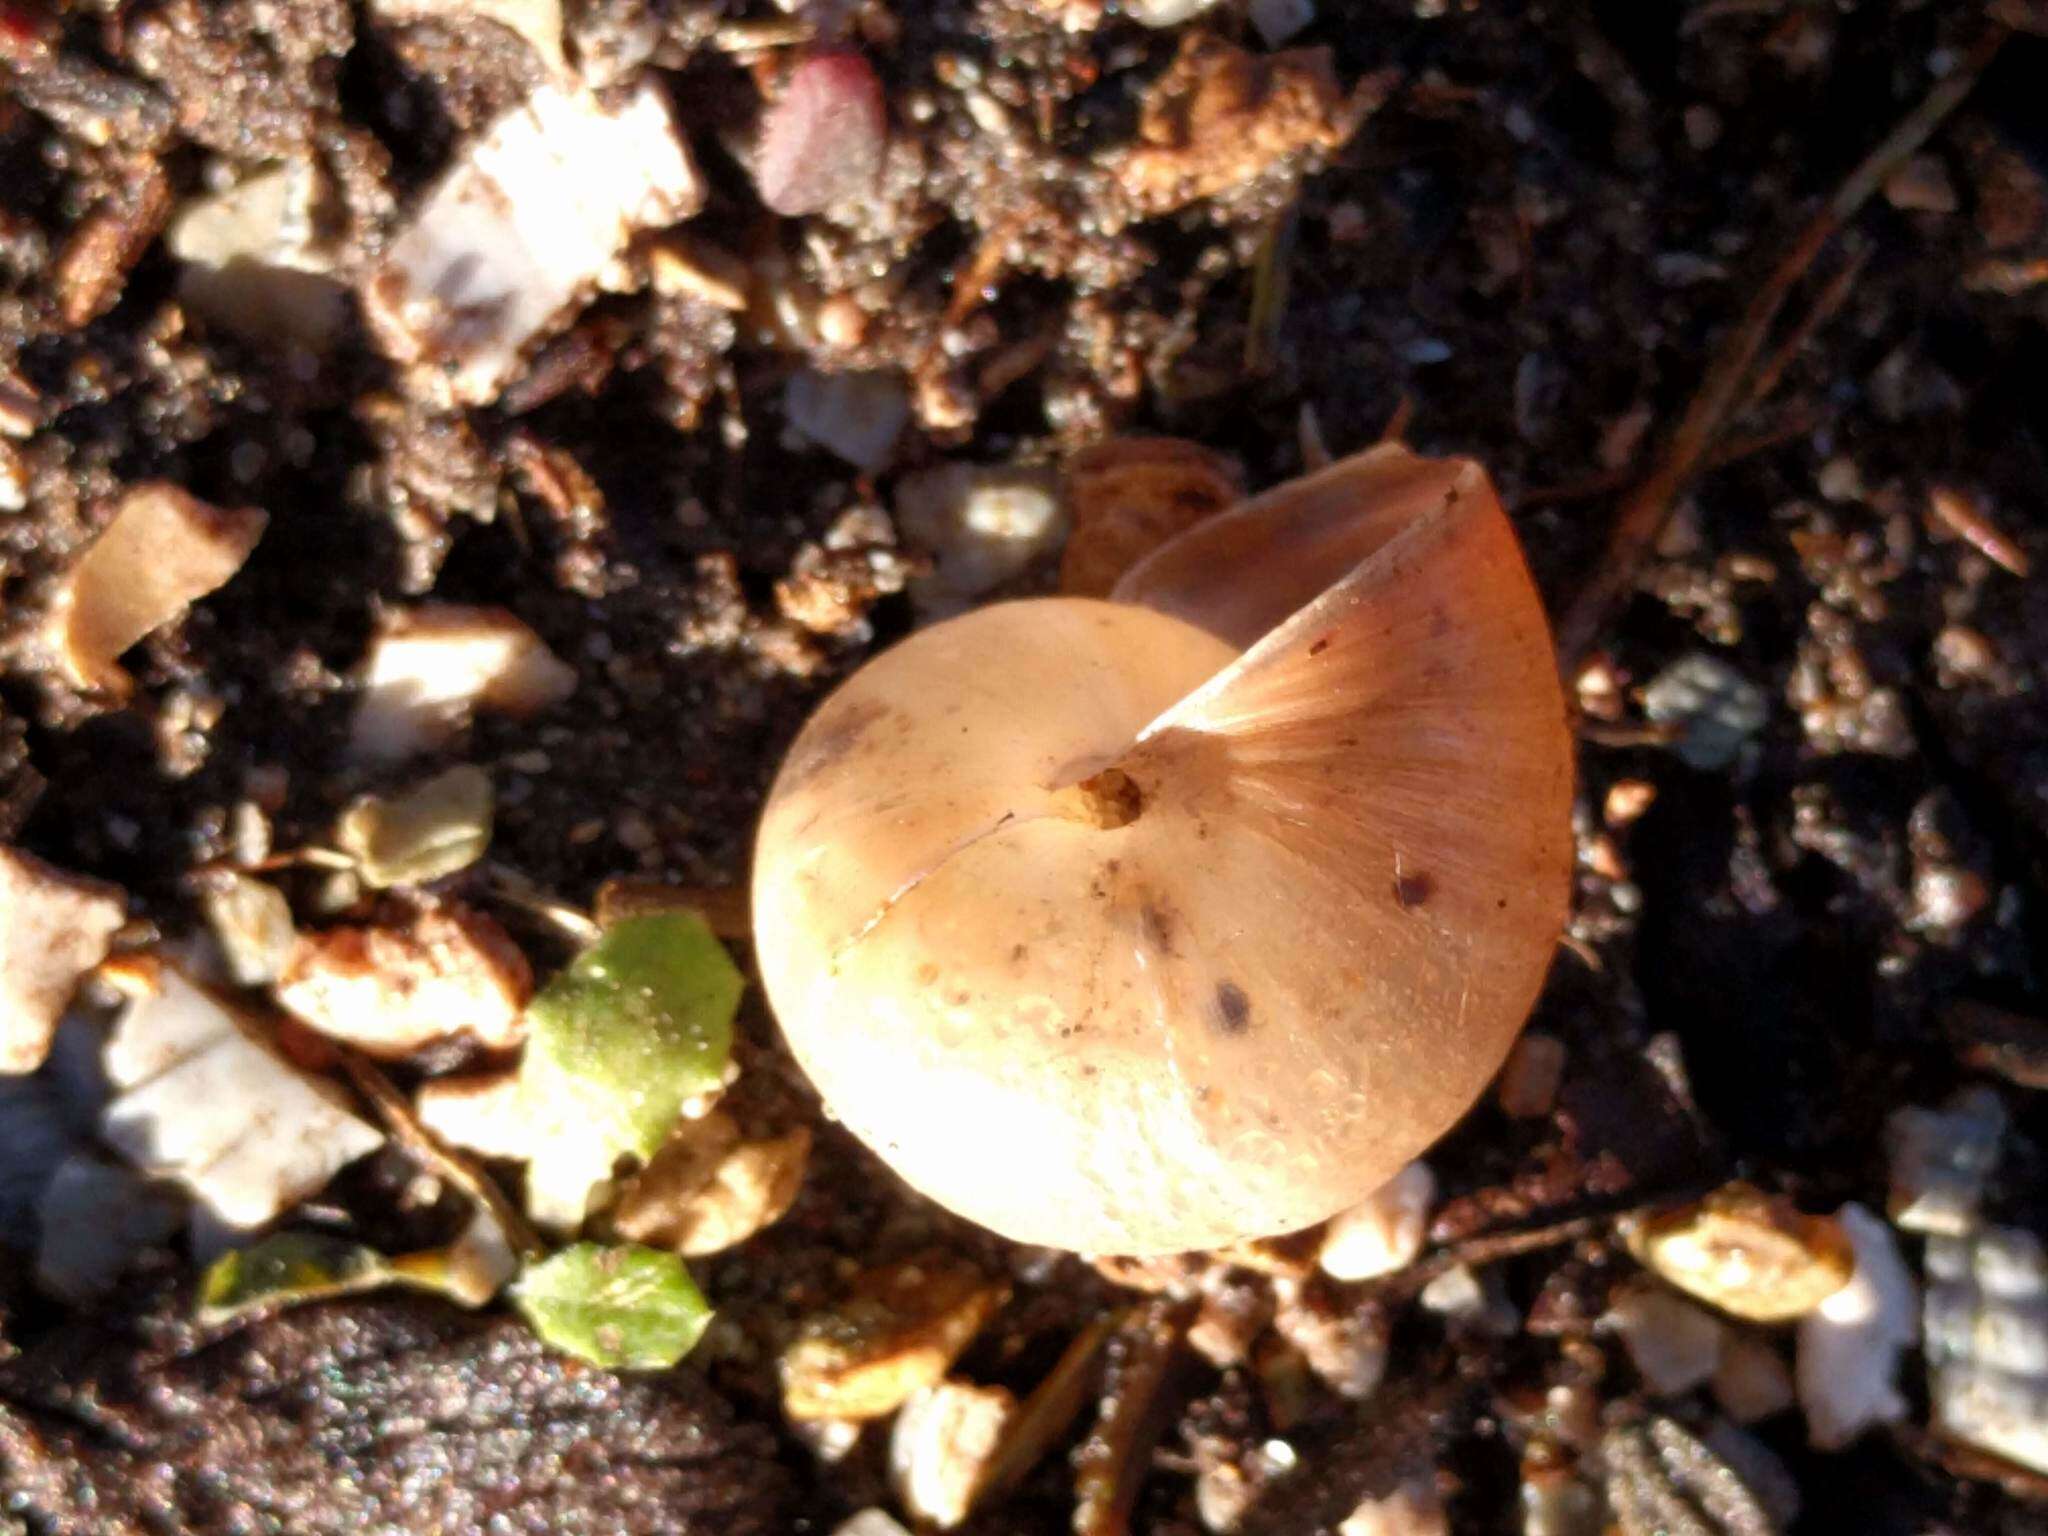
1556 25 2010 670
338 1049 546 1259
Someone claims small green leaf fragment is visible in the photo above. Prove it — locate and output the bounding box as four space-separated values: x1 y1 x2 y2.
197 1232 396 1324
512 1242 713 1369
197 1219 517 1325
518 913 743 1227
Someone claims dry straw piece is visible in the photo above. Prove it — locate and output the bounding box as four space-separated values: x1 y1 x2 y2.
753 445 1574 1254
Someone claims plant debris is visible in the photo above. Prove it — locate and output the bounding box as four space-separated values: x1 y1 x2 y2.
782 1257 1008 1421
198 1223 514 1323
43 485 267 697
511 1240 713 1369
516 911 742 1229
612 1112 811 1257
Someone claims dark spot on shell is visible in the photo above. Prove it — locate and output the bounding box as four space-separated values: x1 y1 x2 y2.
1011 943 1029 963
1213 981 1252 1035
1137 895 1178 955
1394 870 1435 910
1309 635 1332 656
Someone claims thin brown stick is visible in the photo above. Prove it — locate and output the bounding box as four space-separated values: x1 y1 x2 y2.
1378 392 1415 445
338 1050 547 1259
1555 25 2008 670
1516 405 1823 510
1579 719 1685 748
1073 1298 1195 1536
970 1312 1120 1511
1741 244 1868 411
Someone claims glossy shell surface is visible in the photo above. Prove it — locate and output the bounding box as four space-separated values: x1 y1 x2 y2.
753 449 1573 1253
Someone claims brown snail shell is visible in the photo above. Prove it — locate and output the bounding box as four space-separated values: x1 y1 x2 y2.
752 445 1574 1254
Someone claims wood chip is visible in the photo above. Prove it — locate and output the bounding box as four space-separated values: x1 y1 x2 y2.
46 484 267 696
782 1258 1007 1422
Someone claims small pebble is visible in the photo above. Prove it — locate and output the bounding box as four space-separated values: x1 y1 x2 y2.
1249 0 1315 47
1603 1281 1724 1396
1909 864 1989 933
1815 456 1863 502
1796 1203 1917 1450
1519 1465 1601 1536
0 443 26 512
889 1381 1014 1529
1337 1482 1447 1536
1625 1181 1854 1323
1419 1264 1518 1337
786 369 909 471
646 236 750 311
200 875 295 987
1710 1332 1796 1423
334 766 494 889
1925 1226 2048 1476
832 1512 913 1536
1885 1086 2005 1237
757 51 888 217
896 462 1063 615
1126 0 1223 23
1602 780 1656 827
1883 153 1959 214
0 372 41 437
1642 653 1768 771
1931 625 1996 683
1326 202 1368 243
1318 1161 1435 1281
816 294 868 350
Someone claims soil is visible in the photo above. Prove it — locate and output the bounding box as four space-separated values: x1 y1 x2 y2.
3 1 2048 1533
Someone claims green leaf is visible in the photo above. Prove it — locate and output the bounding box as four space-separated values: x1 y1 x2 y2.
198 1232 402 1324
197 1220 517 1325
512 1242 713 1369
518 913 742 1229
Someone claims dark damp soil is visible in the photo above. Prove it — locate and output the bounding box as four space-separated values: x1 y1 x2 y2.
4 1 2048 1532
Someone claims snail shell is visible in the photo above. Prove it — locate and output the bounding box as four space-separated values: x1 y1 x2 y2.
752 445 1574 1254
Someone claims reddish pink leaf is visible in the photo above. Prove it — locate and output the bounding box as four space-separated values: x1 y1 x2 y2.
756 50 887 217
